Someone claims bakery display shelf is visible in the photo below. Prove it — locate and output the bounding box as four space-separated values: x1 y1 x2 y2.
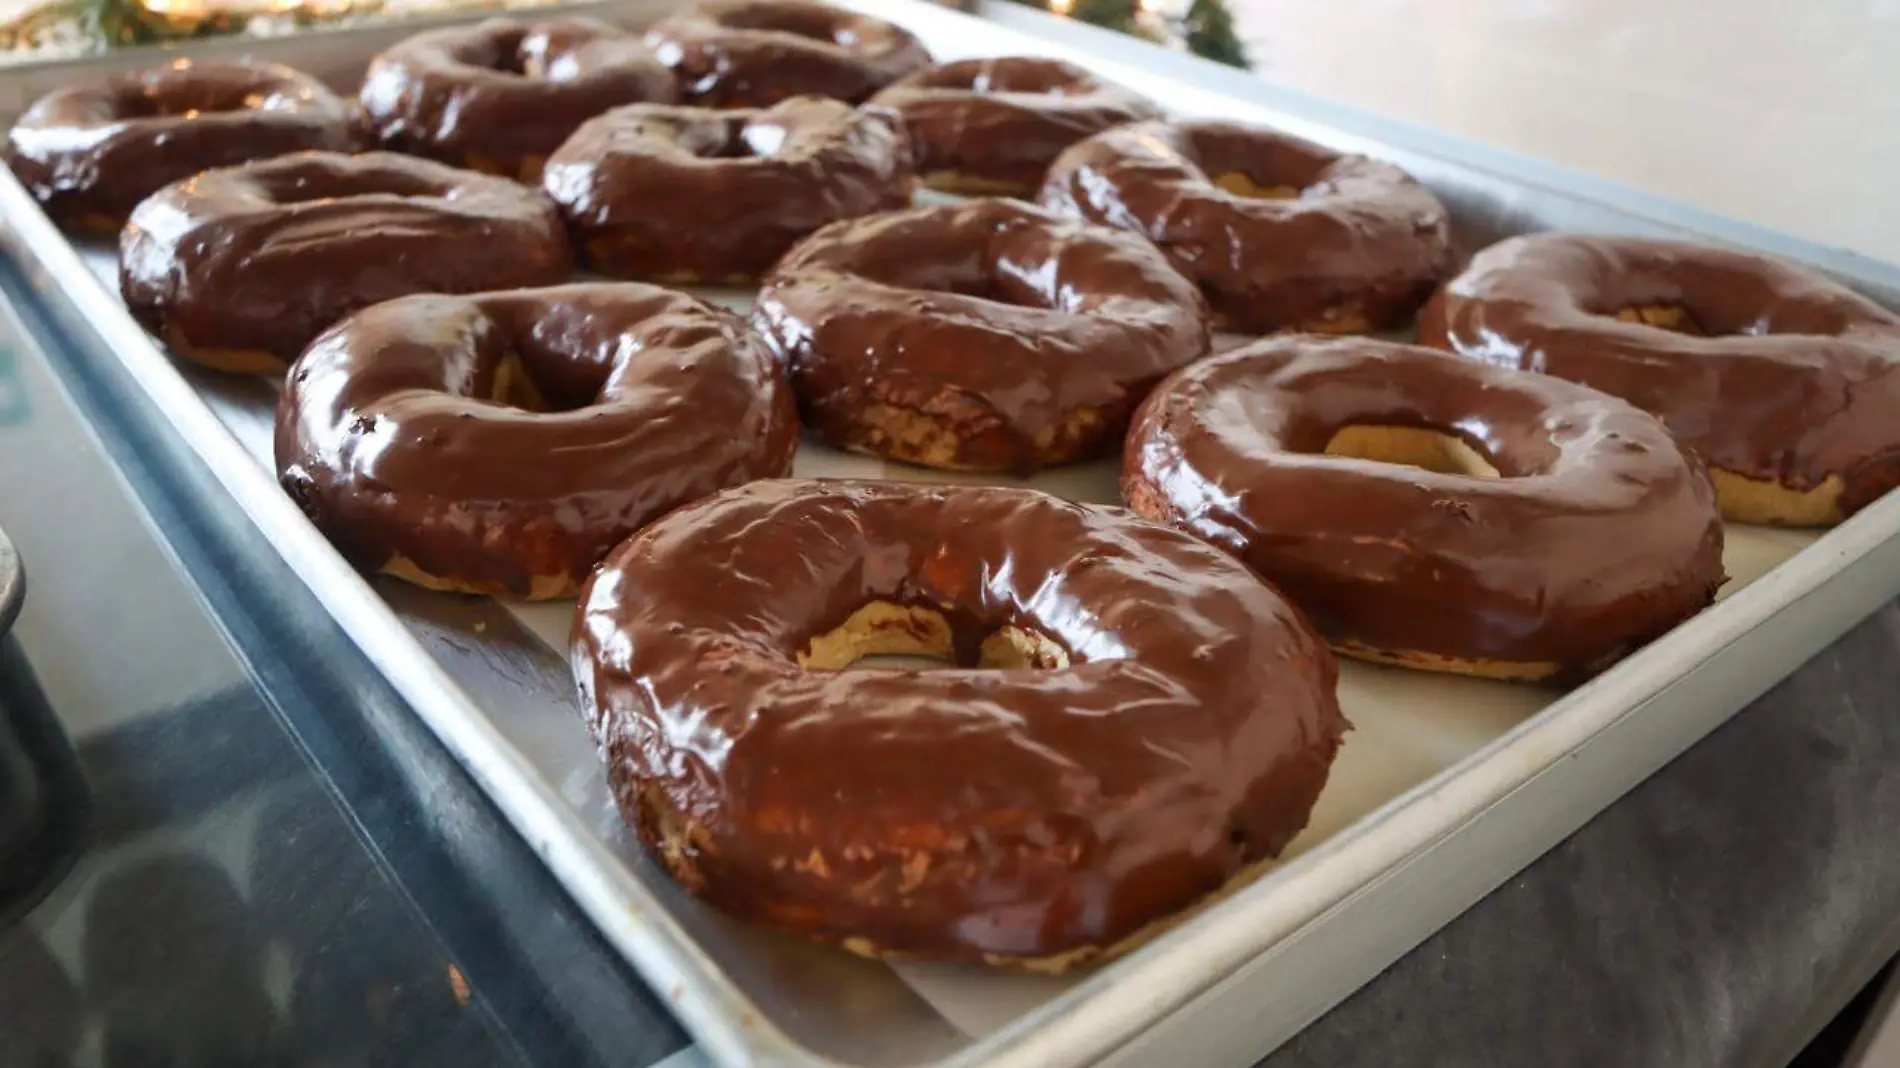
4 2 1900 1066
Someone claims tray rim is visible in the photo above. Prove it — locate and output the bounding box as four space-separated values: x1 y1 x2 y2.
4 3 1900 1066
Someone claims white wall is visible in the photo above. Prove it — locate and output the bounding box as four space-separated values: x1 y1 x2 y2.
1228 0 1900 261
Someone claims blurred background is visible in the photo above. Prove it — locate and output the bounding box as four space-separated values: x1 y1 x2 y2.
1004 0 1900 263
3 0 1893 261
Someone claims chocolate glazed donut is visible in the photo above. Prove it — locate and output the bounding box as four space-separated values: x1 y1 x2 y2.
120 151 573 374
1419 233 1900 527
1125 336 1725 682
645 0 931 107
573 479 1347 969
1040 120 1455 334
360 17 676 182
278 284 797 599
5 59 356 234
871 57 1161 195
753 198 1210 473
542 96 913 283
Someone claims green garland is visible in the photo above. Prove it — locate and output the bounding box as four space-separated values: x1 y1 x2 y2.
1182 0 1246 68
74 0 262 48
0 0 396 52
1 0 1250 69
1003 0 1251 69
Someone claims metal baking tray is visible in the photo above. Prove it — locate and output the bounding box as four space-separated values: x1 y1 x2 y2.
5 2 1900 1065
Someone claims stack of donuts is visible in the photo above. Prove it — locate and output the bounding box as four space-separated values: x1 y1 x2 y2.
11 0 1899 971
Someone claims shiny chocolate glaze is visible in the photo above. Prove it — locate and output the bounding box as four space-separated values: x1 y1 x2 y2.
645 0 931 107
871 57 1161 192
1418 233 1900 515
573 478 1346 964
277 283 797 597
5 59 357 232
120 151 574 369
753 198 1210 472
542 96 913 282
360 17 676 181
1040 120 1455 334
1125 336 1725 678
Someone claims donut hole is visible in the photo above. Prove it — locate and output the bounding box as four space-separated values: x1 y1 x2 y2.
480 347 611 414
873 252 1050 309
253 167 446 204
1612 303 1710 336
921 58 1088 97
487 352 558 412
1210 172 1302 200
903 238 1079 311
677 118 784 160
444 29 550 77
797 602 1069 671
924 275 1035 307
479 37 538 75
1188 130 1332 201
494 47 538 77
1322 424 1502 478
718 6 847 45
115 84 260 118
114 92 189 118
